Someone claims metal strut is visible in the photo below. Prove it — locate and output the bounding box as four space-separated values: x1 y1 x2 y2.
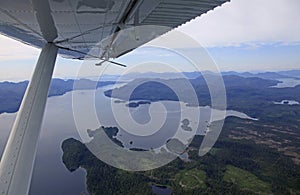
0 43 58 195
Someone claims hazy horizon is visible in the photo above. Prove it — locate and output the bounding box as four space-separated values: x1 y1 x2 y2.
1 69 300 83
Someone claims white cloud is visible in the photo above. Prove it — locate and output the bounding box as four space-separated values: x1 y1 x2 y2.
0 35 40 60
179 0 300 47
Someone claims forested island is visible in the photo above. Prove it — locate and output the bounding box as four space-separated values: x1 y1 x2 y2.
62 72 300 194
104 74 300 120
62 115 300 194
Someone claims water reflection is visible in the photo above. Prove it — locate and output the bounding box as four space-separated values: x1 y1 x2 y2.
0 92 88 195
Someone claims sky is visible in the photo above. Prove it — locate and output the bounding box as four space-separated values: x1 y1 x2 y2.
0 0 300 81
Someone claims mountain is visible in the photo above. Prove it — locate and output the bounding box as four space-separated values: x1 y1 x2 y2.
278 70 300 78
104 74 300 119
104 74 280 104
0 79 116 114
221 71 298 80
76 70 300 83
100 70 300 82
0 81 28 114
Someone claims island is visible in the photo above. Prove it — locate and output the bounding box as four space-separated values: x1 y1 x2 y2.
126 100 151 108
59 72 300 194
62 115 300 194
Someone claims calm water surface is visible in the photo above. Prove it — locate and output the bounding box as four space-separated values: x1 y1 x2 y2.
0 85 255 194
0 91 88 195
272 78 300 88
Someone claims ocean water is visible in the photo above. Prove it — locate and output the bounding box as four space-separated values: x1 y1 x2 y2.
0 85 255 194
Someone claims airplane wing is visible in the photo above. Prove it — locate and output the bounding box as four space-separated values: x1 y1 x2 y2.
0 0 229 195
0 0 229 60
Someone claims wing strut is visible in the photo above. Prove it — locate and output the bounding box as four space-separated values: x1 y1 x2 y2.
0 43 58 195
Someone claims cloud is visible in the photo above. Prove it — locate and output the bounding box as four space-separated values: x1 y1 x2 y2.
179 0 300 47
0 35 39 61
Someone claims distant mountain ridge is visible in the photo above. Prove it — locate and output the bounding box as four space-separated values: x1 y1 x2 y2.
222 70 300 80
0 79 116 114
1 69 300 115
104 74 280 103
96 69 300 81
105 74 300 118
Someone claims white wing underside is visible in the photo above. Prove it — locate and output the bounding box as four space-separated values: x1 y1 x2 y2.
0 0 229 59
